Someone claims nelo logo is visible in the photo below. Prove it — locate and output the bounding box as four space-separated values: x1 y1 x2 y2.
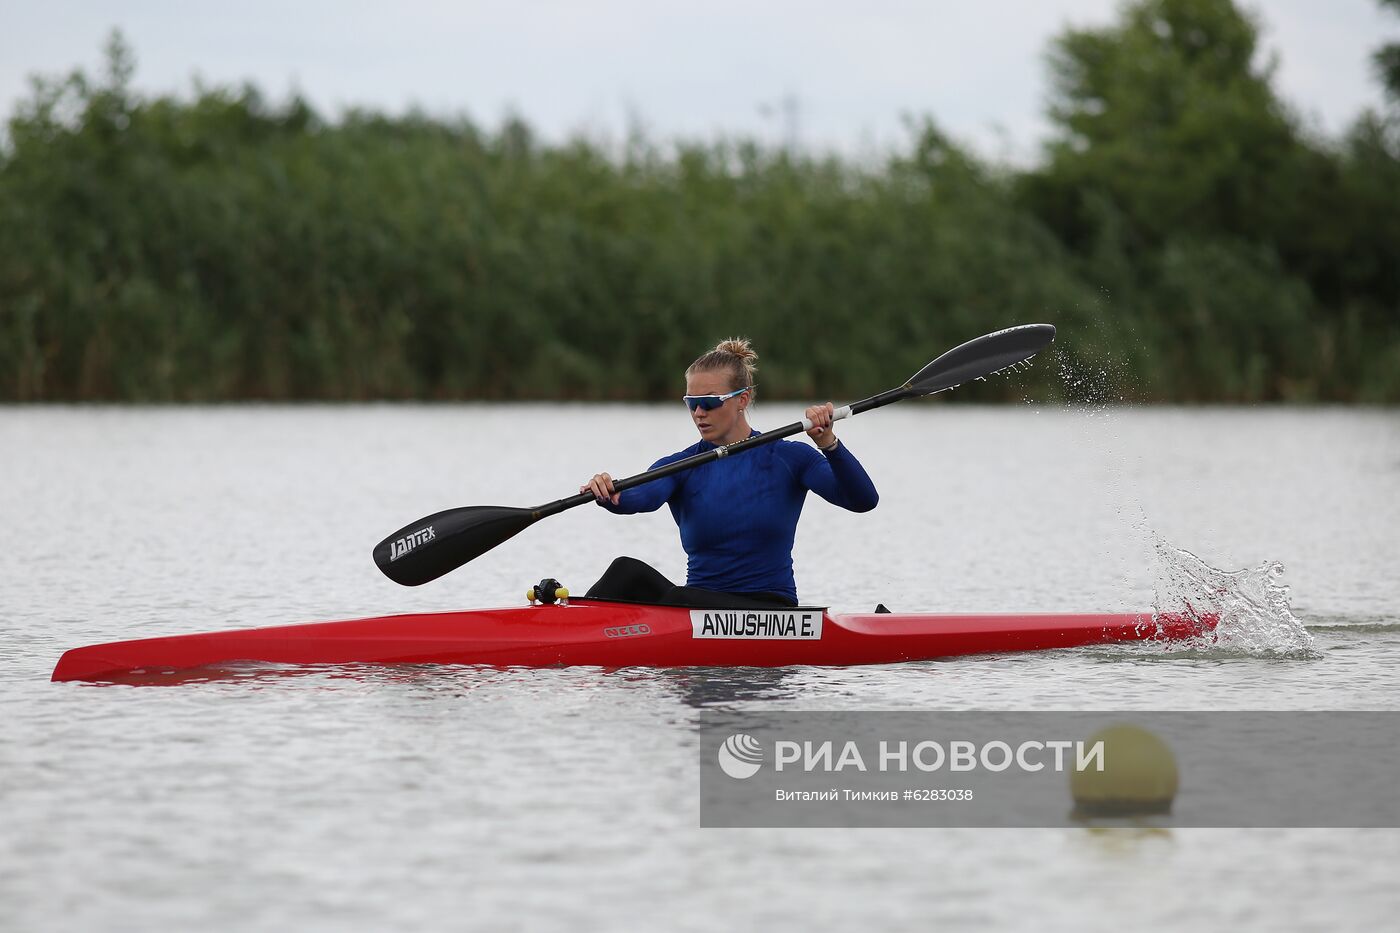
718 733 764 779
604 624 651 638
389 526 436 562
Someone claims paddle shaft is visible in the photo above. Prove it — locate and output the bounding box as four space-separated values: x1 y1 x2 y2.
532 386 911 520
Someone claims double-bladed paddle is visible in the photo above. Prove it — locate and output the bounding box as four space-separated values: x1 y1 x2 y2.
373 323 1056 585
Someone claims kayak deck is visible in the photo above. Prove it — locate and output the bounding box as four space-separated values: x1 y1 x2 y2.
51 599 1214 682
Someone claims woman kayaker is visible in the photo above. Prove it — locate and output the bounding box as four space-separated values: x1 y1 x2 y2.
581 337 878 608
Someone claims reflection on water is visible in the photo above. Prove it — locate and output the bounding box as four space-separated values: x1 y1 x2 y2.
76 660 806 709
1074 826 1177 853
656 667 800 707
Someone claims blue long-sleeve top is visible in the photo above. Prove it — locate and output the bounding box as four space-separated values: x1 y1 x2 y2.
599 432 879 603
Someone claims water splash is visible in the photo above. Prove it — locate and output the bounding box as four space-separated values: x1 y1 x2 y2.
1151 537 1316 657
1044 324 1317 660
1054 349 1131 416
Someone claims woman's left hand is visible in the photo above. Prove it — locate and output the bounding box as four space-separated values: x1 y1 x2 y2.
805 402 838 450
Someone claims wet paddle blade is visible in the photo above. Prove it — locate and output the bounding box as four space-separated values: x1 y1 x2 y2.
906 323 1056 395
372 506 537 586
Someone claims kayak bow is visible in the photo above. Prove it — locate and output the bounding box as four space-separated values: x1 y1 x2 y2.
51 599 1213 682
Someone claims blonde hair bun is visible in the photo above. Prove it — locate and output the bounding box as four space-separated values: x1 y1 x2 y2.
713 337 758 366
687 337 759 396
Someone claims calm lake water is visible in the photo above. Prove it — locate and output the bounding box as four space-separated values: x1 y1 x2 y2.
3 404 1399 931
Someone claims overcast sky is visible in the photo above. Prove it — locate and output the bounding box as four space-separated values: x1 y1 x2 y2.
1 0 1394 160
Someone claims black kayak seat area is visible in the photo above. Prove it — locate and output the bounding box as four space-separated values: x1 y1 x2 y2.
568 595 828 613
583 556 804 610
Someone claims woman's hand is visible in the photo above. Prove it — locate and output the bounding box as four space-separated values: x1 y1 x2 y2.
805 402 838 450
582 472 621 505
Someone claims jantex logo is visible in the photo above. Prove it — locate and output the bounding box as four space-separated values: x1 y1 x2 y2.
388 525 435 562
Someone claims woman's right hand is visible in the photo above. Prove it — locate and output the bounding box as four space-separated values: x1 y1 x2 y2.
582 472 621 505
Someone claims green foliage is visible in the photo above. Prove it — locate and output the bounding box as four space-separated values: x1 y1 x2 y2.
2 12 1398 403
1377 0 1400 102
1018 0 1400 401
1030 0 1295 249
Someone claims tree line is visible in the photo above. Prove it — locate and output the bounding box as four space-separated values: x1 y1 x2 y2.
2 0 1397 403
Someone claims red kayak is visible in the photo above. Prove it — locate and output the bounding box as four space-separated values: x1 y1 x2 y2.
51 598 1213 682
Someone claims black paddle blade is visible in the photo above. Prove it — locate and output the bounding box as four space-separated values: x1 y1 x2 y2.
372 505 537 586
907 323 1056 395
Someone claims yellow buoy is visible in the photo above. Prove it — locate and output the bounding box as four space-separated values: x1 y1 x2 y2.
1071 723 1178 818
